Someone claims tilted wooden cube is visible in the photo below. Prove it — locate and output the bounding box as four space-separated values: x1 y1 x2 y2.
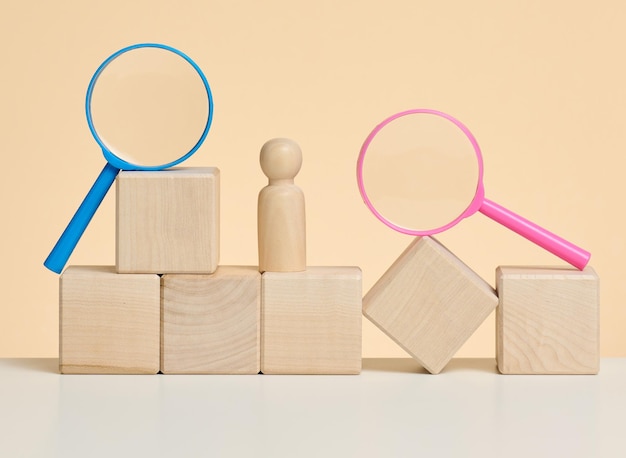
59 266 160 374
161 266 261 374
261 267 362 374
496 266 600 374
363 237 498 374
116 167 219 274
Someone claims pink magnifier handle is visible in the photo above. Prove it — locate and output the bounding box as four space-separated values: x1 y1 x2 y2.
479 198 590 270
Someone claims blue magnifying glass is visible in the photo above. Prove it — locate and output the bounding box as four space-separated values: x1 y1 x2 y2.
44 43 214 273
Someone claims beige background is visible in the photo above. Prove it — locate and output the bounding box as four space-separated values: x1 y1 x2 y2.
1 1 624 358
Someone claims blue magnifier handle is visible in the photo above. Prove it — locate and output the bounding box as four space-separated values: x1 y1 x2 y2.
44 162 120 274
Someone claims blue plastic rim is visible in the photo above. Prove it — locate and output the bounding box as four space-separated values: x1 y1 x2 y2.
85 43 214 170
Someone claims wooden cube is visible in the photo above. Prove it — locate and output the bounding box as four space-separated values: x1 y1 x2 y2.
261 267 362 374
116 167 219 274
161 266 261 374
496 266 600 374
363 237 498 374
59 266 160 374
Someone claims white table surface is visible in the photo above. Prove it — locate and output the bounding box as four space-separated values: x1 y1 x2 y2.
1 358 624 458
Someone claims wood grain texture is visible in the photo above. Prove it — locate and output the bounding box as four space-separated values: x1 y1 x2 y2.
363 237 498 374
496 266 599 375
161 266 261 374
258 138 305 273
261 267 362 374
116 167 219 274
59 266 160 374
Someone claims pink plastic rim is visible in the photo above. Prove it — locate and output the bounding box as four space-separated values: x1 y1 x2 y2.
356 108 485 236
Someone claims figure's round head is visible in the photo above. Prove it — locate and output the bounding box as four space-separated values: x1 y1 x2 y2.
260 138 302 181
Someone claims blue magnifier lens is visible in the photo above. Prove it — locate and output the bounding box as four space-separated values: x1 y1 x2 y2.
87 43 213 169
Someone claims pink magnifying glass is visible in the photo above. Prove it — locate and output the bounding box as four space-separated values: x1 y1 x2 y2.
356 109 590 270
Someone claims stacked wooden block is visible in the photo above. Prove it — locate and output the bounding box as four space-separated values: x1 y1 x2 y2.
60 141 362 375
60 167 223 374
363 236 599 375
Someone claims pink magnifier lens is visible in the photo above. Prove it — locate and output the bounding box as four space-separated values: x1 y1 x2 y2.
357 109 483 235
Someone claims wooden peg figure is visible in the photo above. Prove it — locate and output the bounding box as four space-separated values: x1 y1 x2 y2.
258 138 306 273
